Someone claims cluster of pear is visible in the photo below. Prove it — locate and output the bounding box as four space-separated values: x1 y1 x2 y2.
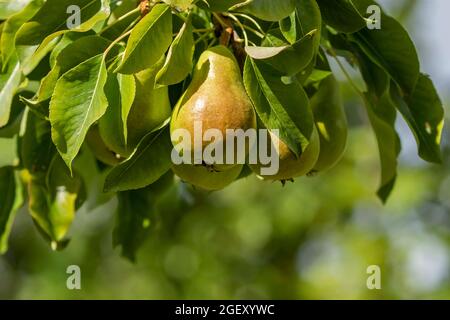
87 45 347 191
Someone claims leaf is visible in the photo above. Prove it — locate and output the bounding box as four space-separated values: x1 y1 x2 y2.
280 0 321 45
73 146 114 211
243 58 314 156
49 32 93 68
351 12 420 95
358 50 401 202
197 0 245 12
0 167 23 254
294 0 321 49
0 0 43 67
0 0 31 19
245 30 317 76
0 56 22 127
280 13 296 44
104 124 173 193
50 54 109 171
113 172 174 262
15 0 110 46
243 0 295 22
100 8 140 41
28 155 84 244
116 4 172 75
316 0 366 33
37 35 112 103
0 136 18 167
16 36 58 76
99 72 136 154
19 109 55 173
162 0 193 11
156 19 194 87
391 75 444 164
364 92 401 203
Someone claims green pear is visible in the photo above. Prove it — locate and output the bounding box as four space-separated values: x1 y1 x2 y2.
86 126 122 166
100 57 172 158
170 45 256 172
173 164 243 191
311 75 347 172
250 127 320 181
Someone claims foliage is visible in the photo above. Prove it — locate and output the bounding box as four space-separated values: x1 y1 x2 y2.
0 0 444 260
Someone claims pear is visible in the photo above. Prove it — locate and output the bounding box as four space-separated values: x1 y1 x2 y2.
170 45 256 172
311 75 347 172
250 127 320 181
100 57 172 158
173 164 243 191
86 126 122 166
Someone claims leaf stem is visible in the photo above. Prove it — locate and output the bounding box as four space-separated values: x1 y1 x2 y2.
104 29 133 60
224 13 249 46
100 7 140 35
326 45 366 100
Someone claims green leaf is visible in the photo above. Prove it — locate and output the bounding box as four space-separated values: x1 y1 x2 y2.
37 35 112 103
358 51 401 202
245 30 317 76
0 0 31 19
162 0 193 11
198 0 245 12
243 0 295 22
243 58 314 156
391 75 444 164
28 155 84 245
316 0 366 33
50 54 109 171
73 146 114 211
351 13 420 95
294 0 321 48
113 171 174 262
280 13 296 44
99 72 136 155
156 19 194 87
104 124 173 193
280 0 321 45
0 0 43 67
0 167 23 254
19 109 55 173
364 92 401 203
116 4 172 74
49 32 93 68
100 8 140 41
15 0 110 46
0 56 22 127
0 136 18 167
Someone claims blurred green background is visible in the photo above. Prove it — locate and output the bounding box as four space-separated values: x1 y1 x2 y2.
1 0 449 300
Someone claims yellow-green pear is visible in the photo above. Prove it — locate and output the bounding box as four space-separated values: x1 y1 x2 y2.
250 127 320 181
172 164 243 191
170 45 256 172
100 57 172 158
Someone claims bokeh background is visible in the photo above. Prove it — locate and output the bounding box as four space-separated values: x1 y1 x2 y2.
1 0 449 299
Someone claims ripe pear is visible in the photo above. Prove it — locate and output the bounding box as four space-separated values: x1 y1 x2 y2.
250 127 320 181
100 57 172 158
170 45 256 171
173 163 243 191
311 75 347 173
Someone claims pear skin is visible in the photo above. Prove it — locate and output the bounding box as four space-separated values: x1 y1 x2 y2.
170 46 256 171
100 57 172 158
173 164 243 191
250 127 320 181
